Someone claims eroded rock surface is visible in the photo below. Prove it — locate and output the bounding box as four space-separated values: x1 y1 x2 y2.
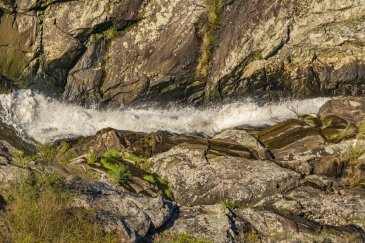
1 0 364 105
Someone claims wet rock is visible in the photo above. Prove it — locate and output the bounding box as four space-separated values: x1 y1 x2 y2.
155 204 237 243
71 128 204 158
150 143 300 207
257 118 322 151
319 97 365 126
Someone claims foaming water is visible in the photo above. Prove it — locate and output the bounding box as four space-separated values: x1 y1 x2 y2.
0 90 330 143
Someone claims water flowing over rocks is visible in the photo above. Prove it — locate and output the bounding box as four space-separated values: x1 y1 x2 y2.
0 97 364 242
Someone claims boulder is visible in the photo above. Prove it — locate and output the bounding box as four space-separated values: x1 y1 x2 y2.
209 129 272 160
273 186 365 231
149 143 300 207
237 208 363 242
155 205 237 243
319 97 365 126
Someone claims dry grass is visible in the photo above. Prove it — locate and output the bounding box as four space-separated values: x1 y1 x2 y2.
0 173 118 243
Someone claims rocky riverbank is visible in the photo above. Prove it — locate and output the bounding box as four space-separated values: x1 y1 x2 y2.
1 96 365 242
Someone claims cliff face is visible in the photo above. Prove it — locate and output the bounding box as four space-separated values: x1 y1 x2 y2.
0 0 364 106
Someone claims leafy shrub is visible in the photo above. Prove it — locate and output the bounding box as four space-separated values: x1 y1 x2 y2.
0 173 118 243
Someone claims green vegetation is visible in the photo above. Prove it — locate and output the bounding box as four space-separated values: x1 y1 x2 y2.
357 123 365 139
0 173 118 243
87 151 98 165
100 158 129 184
154 232 211 243
346 144 365 166
103 149 121 160
90 26 119 42
245 231 261 243
222 199 238 209
143 174 156 183
196 0 224 77
313 228 360 242
123 154 152 170
255 53 263 60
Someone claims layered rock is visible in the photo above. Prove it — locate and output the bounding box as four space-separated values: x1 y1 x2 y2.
1 0 364 105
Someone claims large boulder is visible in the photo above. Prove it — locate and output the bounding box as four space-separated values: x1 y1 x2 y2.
149 143 300 207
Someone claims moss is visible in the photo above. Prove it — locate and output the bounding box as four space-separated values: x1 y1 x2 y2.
90 26 119 42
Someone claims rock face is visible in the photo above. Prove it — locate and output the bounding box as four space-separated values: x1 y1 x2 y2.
1 0 364 105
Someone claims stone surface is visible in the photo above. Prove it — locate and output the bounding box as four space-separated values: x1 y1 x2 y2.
150 143 300 207
70 178 176 242
205 0 365 102
155 205 237 243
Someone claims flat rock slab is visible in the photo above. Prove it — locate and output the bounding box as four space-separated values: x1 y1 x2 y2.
150 143 300 207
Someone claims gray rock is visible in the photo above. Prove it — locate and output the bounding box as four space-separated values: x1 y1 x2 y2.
155 204 237 243
149 143 300 207
70 178 176 242
274 186 365 231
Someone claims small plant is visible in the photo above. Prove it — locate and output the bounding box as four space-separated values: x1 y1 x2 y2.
196 31 214 77
104 26 118 39
100 159 129 184
90 26 119 42
346 144 365 166
255 53 263 60
143 175 156 184
222 199 238 209
10 150 32 167
245 231 261 243
357 123 365 139
87 151 98 165
103 149 121 160
30 144 58 165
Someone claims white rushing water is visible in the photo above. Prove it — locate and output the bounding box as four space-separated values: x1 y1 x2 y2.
0 90 330 143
